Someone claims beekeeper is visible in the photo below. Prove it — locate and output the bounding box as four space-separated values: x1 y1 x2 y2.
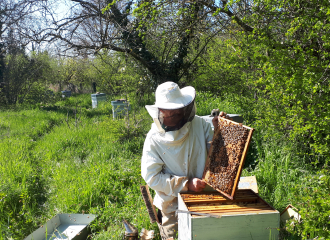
141 81 229 238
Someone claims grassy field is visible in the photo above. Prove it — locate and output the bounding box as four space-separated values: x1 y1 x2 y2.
0 93 328 239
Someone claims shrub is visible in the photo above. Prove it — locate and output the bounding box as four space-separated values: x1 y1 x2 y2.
288 170 330 239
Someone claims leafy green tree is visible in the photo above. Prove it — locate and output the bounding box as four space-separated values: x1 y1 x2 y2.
236 0 330 165
1 51 52 104
190 36 249 96
91 51 150 96
46 57 92 93
0 0 53 104
184 0 330 166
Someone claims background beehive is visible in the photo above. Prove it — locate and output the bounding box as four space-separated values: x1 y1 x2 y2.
203 117 254 200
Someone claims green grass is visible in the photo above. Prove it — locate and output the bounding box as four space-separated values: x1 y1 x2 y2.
242 130 306 210
0 93 328 239
0 95 158 239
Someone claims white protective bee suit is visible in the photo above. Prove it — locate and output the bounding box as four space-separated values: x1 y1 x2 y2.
141 81 213 217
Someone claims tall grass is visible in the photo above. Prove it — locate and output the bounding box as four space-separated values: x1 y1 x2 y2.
243 130 307 210
0 95 157 239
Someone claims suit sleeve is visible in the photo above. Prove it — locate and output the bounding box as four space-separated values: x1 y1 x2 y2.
141 135 188 197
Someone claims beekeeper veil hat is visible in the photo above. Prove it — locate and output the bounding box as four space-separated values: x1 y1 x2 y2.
145 81 196 132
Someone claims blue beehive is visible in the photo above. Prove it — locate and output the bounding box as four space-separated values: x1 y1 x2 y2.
91 93 107 108
61 90 71 98
111 99 130 119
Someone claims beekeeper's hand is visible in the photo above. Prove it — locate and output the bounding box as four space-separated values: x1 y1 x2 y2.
212 111 232 130
187 178 206 192
219 111 231 119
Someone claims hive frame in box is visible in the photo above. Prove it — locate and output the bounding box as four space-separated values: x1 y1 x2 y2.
202 118 254 200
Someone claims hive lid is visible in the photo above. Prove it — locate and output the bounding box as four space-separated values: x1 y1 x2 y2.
91 93 106 97
202 117 254 200
111 99 128 103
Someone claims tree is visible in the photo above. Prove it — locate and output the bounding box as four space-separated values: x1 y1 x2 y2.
1 51 52 104
0 0 51 104
0 0 45 78
192 0 330 164
40 0 330 162
90 50 150 96
56 57 95 93
41 0 241 87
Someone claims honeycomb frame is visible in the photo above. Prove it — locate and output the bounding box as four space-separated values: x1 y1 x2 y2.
202 117 254 200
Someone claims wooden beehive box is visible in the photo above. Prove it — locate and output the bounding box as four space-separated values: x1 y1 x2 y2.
178 189 279 240
203 117 254 200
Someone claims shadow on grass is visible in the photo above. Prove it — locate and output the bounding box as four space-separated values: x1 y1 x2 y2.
41 105 113 118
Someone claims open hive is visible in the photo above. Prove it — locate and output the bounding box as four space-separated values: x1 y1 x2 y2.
177 118 280 239
177 189 280 240
180 189 275 216
203 117 254 200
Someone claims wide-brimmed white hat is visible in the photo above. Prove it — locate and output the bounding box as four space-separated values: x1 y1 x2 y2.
149 81 195 110
145 82 196 133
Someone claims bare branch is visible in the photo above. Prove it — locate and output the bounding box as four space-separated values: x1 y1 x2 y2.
199 0 254 32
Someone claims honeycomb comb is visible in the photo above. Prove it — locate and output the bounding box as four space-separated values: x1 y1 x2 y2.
202 117 254 200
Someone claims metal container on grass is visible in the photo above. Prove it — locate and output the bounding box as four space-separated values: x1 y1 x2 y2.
91 93 107 108
24 214 97 240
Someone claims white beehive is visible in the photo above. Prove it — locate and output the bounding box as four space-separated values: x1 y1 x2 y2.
91 93 107 108
178 189 279 240
111 99 130 119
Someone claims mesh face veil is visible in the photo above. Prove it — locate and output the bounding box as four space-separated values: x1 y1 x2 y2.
158 100 196 132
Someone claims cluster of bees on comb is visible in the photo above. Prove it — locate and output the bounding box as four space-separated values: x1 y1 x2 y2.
204 118 250 195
